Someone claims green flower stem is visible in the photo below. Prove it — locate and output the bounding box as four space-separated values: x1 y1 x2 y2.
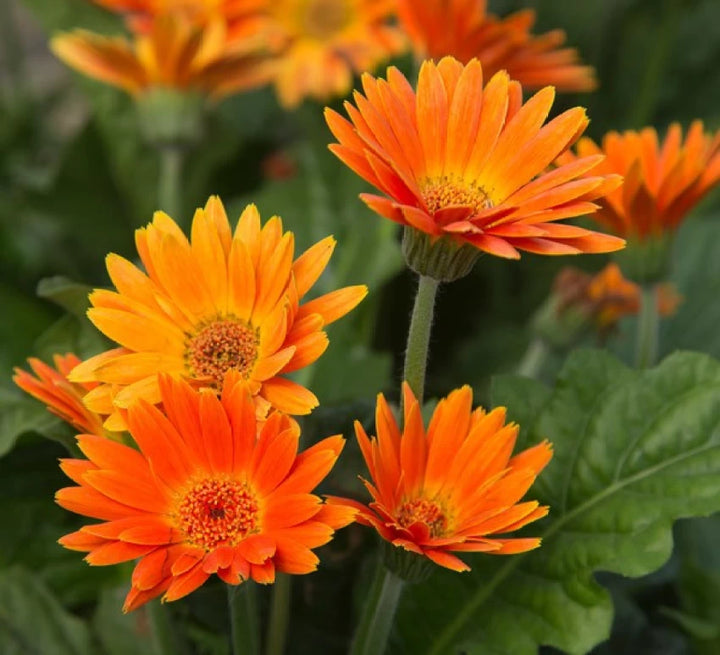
229 582 260 655
635 283 659 368
147 601 185 655
158 146 184 222
517 338 549 379
265 573 291 655
403 275 440 404
350 564 405 655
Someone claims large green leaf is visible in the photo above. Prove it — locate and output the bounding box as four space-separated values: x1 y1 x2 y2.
394 350 720 655
0 566 93 655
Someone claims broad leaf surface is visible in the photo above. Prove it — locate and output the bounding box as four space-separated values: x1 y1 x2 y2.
395 350 720 655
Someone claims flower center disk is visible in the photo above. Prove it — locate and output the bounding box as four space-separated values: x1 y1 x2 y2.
397 498 448 538
421 176 492 217
186 318 259 386
178 477 259 550
301 0 350 39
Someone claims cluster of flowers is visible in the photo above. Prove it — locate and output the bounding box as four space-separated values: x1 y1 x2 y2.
15 0 720 630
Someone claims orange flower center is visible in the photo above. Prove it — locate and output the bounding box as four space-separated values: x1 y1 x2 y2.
421 176 492 216
186 318 259 387
301 0 350 39
397 498 448 538
178 477 260 550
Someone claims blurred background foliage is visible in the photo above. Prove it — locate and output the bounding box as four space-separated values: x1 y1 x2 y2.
0 0 719 653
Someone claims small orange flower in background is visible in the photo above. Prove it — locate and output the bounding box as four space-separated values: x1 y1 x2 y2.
337 383 552 572
263 0 405 108
13 354 109 438
57 374 355 611
559 122 720 240
69 196 367 429
396 0 596 92
51 12 273 100
326 57 624 260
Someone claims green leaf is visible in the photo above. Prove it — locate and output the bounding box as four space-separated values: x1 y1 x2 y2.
395 349 720 655
0 566 93 655
92 587 158 655
0 387 61 457
36 276 93 318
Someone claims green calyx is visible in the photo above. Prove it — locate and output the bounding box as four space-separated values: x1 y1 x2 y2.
136 87 206 149
382 541 436 584
614 232 673 284
402 227 481 282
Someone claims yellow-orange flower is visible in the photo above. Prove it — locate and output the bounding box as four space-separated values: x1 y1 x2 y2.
69 196 367 429
337 383 552 571
263 0 405 108
57 374 355 611
51 12 272 100
91 0 266 44
396 0 595 92
559 122 720 239
326 57 624 259
13 354 108 438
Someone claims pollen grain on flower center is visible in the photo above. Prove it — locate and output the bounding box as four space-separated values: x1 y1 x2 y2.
397 497 448 538
421 176 492 216
177 477 260 550
301 0 350 39
185 318 259 387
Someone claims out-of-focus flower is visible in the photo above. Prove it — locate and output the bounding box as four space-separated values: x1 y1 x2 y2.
51 12 273 101
70 196 367 429
326 57 623 279
57 374 355 611
263 0 405 108
13 354 110 438
261 150 298 181
91 0 267 43
396 0 595 92
335 383 552 575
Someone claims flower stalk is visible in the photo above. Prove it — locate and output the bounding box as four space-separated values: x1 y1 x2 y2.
265 574 292 655
158 146 184 223
229 582 260 655
635 283 660 368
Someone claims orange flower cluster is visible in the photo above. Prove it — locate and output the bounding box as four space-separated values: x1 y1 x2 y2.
396 0 596 92
560 122 720 239
69 196 366 430
327 57 624 260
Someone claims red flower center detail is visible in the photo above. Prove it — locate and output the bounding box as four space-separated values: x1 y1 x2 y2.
186 318 259 387
421 176 492 216
178 478 260 550
302 0 350 39
397 498 448 538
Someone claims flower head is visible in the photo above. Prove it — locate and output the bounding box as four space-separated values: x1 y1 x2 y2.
13 354 109 438
338 383 552 572
264 0 405 108
51 12 273 101
558 122 720 240
70 196 367 430
56 374 355 611
396 0 595 92
326 57 624 265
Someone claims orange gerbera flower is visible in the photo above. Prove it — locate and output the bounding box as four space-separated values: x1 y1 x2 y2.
338 383 552 572
396 0 595 92
559 122 720 240
91 0 266 44
263 0 405 108
69 196 366 429
51 11 272 100
57 374 355 611
13 354 108 438
326 57 624 263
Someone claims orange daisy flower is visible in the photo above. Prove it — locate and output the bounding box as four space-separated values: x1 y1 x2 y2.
57 374 355 611
51 11 273 100
91 0 267 44
13 354 108 438
396 0 596 92
263 0 405 108
558 122 720 240
69 196 367 430
326 57 624 262
338 383 552 572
